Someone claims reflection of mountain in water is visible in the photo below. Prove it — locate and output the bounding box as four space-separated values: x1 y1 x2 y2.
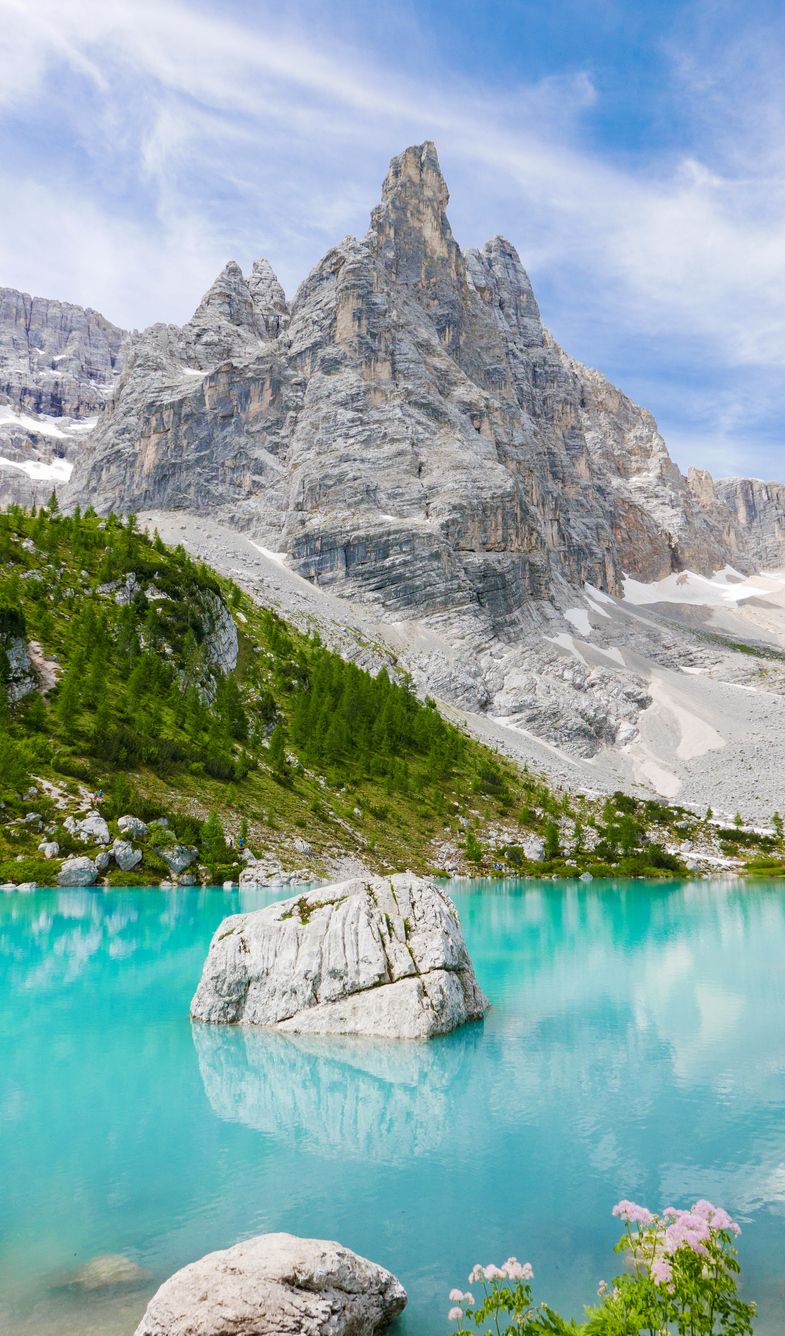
192 1023 484 1159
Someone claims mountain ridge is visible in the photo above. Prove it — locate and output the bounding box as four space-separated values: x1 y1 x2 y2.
4 142 785 810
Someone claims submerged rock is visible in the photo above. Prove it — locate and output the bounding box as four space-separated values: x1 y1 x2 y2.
190 873 488 1039
133 1233 406 1336
57 856 98 887
57 1252 150 1292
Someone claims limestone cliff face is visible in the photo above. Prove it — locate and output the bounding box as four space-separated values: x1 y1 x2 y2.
0 286 126 506
689 471 785 572
63 141 785 624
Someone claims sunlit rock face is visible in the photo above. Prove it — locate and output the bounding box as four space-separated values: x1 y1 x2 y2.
0 286 126 507
133 1233 407 1336
190 873 489 1040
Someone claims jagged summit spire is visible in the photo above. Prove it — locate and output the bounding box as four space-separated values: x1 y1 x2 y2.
189 260 258 332
249 258 289 339
379 141 449 212
464 236 544 347
370 140 461 290
183 257 288 366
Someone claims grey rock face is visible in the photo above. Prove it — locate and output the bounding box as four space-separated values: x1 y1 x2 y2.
112 838 142 872
133 1233 407 1336
75 812 110 844
201 590 239 675
57 856 98 886
117 814 148 838
2 634 37 701
66 142 785 602
0 285 126 507
159 843 197 874
694 472 785 571
191 872 489 1039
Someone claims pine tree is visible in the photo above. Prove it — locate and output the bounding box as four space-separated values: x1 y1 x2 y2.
202 810 228 864
544 820 561 861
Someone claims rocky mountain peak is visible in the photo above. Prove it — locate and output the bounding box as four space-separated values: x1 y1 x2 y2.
187 261 260 340
464 236 544 348
248 258 290 339
181 257 288 369
369 140 461 289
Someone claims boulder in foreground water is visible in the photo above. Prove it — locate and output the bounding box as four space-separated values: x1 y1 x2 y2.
190 872 488 1039
133 1232 407 1336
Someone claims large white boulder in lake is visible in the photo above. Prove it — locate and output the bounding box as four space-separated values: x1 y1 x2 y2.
133 1232 407 1336
190 873 488 1039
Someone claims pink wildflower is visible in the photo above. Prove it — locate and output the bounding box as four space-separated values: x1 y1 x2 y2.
468 1265 484 1284
463 1293 475 1306
612 1200 654 1225
597 1280 608 1297
651 1258 673 1285
692 1200 741 1236
483 1264 506 1281
663 1210 711 1257
448 1307 463 1322
449 1290 464 1302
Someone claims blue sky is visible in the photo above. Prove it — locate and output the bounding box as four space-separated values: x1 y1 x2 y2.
2 0 784 478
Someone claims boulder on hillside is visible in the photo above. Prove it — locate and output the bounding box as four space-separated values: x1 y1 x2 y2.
75 812 110 844
57 856 98 887
159 843 197 874
190 873 488 1039
133 1233 406 1336
112 838 142 872
118 815 149 839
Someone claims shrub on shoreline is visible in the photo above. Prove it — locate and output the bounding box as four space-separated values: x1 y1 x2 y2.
448 1199 754 1334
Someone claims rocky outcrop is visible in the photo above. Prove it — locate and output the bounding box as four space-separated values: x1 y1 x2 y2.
57 856 98 886
693 472 785 572
133 1233 406 1336
0 286 126 506
118 814 149 838
190 873 488 1039
112 838 142 872
158 843 197 875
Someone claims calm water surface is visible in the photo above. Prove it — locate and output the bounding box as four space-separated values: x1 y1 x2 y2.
1 879 784 1333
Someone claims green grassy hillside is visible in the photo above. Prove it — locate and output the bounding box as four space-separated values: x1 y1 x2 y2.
1 502 774 886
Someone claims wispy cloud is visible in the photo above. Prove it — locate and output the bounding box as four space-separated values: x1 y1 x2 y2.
0 0 783 471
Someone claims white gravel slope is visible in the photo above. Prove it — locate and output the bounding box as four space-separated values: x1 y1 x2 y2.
142 512 785 822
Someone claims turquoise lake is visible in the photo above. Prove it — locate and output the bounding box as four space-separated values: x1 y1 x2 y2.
2 878 784 1333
